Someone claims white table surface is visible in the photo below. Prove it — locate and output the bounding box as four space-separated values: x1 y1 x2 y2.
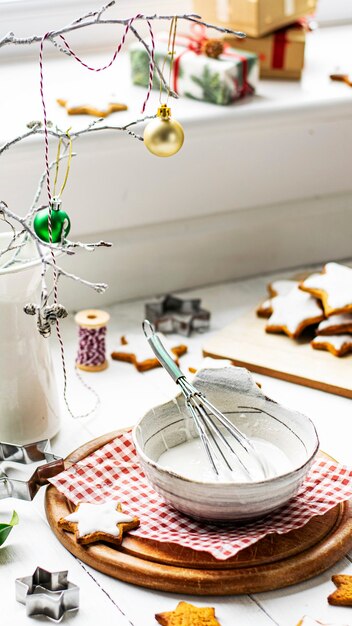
1 269 352 626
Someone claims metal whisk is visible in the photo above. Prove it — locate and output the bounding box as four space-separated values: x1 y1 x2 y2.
143 320 270 481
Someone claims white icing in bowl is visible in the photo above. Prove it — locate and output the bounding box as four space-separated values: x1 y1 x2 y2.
157 435 292 483
132 367 319 522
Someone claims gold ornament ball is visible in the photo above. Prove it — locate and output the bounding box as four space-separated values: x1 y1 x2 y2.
144 107 184 158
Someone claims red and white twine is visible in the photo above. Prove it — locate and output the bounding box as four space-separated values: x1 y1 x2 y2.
76 326 107 369
38 17 155 417
58 15 155 113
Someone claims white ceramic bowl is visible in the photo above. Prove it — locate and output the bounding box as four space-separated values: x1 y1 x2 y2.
132 367 319 522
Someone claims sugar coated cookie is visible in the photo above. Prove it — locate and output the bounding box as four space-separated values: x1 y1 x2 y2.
316 312 352 335
311 334 352 357
267 279 298 297
328 574 352 607
155 601 221 626
111 333 187 372
58 501 139 546
57 97 128 118
300 262 352 317
256 298 273 318
256 279 298 318
265 287 323 339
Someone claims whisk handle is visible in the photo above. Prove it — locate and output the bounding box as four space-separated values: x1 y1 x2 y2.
143 320 184 382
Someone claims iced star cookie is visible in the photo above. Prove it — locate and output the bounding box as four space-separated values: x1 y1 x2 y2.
111 333 187 372
256 280 298 318
300 262 352 317
316 312 352 335
155 601 221 626
256 298 273 318
57 97 128 118
58 501 139 546
311 335 352 357
268 279 298 297
265 286 324 339
328 574 352 607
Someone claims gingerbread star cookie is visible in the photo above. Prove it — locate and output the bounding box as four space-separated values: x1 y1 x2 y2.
256 279 298 318
58 501 139 546
155 602 221 626
268 279 299 297
311 335 352 357
300 262 352 317
57 97 127 118
265 286 324 339
297 617 349 626
256 297 273 318
316 313 352 335
111 333 187 372
328 574 352 607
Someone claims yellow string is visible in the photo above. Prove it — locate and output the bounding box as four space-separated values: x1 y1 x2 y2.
159 16 178 105
53 138 62 198
52 129 73 199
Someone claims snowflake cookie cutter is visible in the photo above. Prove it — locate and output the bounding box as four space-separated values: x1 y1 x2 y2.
16 567 79 622
0 439 64 500
145 294 211 336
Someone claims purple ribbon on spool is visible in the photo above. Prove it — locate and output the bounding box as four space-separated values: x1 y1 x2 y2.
75 309 110 372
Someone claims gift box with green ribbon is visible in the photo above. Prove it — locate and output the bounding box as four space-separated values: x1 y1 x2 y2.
130 27 259 106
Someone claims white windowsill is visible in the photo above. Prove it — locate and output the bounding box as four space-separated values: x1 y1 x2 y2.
2 24 352 140
2 25 352 224
1 24 352 306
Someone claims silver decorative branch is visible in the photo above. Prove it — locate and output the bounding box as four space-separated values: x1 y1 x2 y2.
0 202 112 257
0 200 109 335
0 152 75 270
26 152 76 219
0 116 154 156
0 123 42 156
0 1 245 335
129 25 178 99
0 6 245 48
44 259 108 294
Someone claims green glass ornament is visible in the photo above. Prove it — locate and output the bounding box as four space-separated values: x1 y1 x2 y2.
33 198 71 243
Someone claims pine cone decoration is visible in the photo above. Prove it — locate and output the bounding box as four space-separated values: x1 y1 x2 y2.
202 39 224 59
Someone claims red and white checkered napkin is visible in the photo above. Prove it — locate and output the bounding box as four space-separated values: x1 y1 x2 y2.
50 430 352 561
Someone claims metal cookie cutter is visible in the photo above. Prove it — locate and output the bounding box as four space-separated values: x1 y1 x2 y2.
145 294 211 336
0 439 64 500
16 566 79 622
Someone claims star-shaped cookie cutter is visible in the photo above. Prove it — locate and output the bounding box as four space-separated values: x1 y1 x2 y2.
145 294 211 336
16 566 79 622
0 439 64 500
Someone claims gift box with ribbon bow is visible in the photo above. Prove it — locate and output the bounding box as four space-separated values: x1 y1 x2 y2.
130 27 258 106
224 23 306 79
193 0 317 38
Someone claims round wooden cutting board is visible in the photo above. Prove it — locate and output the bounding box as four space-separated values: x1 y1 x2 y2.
45 430 352 595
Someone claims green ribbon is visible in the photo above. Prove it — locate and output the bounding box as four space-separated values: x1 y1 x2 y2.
0 511 19 547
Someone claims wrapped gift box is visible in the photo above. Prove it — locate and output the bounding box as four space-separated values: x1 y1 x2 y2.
193 0 317 38
224 23 306 79
130 32 258 106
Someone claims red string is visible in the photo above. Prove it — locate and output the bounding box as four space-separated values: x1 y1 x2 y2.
40 32 68 413
58 14 155 113
38 16 156 418
39 31 54 206
39 16 156 205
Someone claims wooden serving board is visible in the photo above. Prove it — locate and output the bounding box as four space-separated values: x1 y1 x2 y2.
45 431 352 596
203 310 352 398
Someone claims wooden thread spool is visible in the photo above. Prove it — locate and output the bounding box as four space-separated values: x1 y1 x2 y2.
75 309 110 372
